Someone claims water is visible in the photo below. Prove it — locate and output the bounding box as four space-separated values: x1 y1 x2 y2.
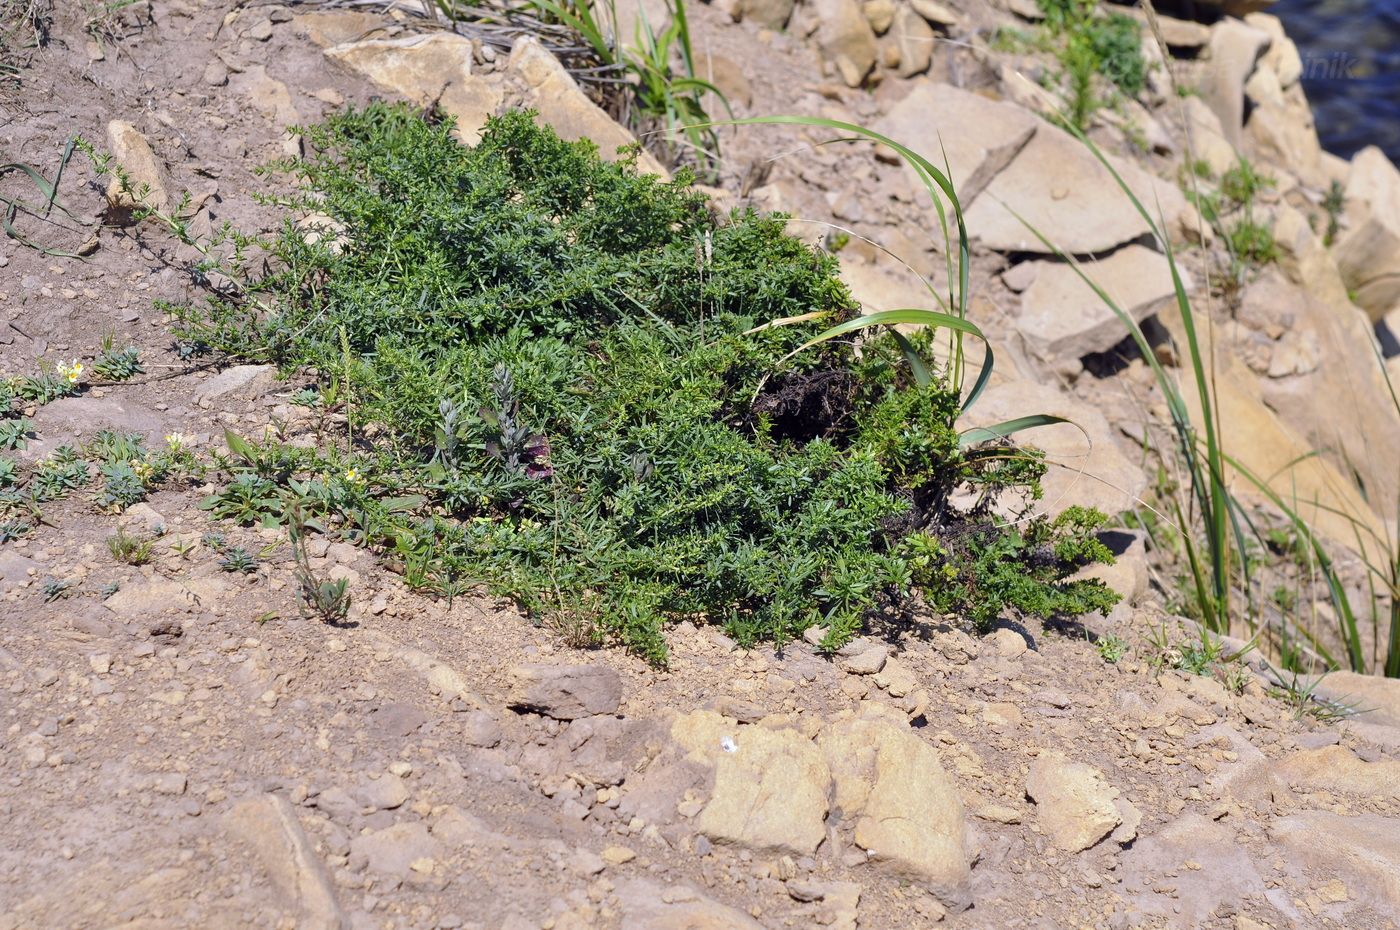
1271 0 1400 164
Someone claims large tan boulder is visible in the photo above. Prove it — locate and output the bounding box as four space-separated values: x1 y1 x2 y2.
1262 206 1400 519
325 33 502 145
818 704 971 909
508 37 668 176
1156 296 1390 562
812 0 878 87
1335 146 1400 323
1200 19 1271 150
1015 245 1186 362
671 711 831 855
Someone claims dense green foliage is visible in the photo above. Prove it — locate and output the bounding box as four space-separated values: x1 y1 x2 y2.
177 104 1116 662
1037 0 1148 130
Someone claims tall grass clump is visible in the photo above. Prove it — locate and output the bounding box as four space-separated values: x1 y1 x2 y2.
1035 0 1148 131
1015 0 1400 678
171 103 1117 663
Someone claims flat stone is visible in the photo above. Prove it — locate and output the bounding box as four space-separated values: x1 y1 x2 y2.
1268 745 1400 799
616 878 764 929
350 822 442 878
508 663 623 720
1307 670 1400 728
1272 811 1400 911
875 81 1038 207
1017 245 1186 362
965 119 1190 254
193 364 276 406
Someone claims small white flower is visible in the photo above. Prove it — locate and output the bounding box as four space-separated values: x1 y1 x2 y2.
720 736 737 753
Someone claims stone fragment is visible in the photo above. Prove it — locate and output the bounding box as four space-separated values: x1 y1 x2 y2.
911 0 959 26
890 4 934 78
352 774 410 811
671 711 830 855
105 120 169 218
988 628 1027 659
812 0 878 88
819 704 970 909
225 794 347 930
738 0 795 29
1025 752 1121 852
508 663 623 719
840 643 888 675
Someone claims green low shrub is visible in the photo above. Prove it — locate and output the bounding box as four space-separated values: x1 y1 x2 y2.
172 104 1116 662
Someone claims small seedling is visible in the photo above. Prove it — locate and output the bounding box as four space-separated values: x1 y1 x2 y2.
0 418 32 450
107 527 154 565
291 387 321 408
0 519 29 543
96 460 147 511
288 505 351 624
92 336 143 381
98 580 120 598
1095 633 1127 663
41 577 74 602
217 546 259 574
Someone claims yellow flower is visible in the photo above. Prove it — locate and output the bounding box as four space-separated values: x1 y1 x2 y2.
343 468 363 484
164 432 192 450
130 459 153 481
57 360 83 383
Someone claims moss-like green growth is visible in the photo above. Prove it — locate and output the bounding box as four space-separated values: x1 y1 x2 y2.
175 104 1117 662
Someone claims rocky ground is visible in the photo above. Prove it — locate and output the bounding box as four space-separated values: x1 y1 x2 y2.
4 1 1400 928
